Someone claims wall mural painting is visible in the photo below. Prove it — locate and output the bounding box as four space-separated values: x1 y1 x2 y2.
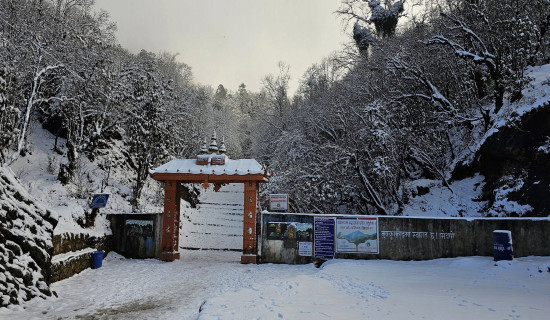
125 219 154 237
267 222 313 241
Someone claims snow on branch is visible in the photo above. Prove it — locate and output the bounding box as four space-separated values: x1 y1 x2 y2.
5 61 65 166
426 10 498 75
410 146 453 193
388 58 457 113
357 165 388 215
442 11 492 54
426 35 496 72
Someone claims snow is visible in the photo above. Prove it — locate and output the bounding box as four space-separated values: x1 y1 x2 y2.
7 122 159 238
465 64 550 166
152 156 266 176
0 166 57 306
51 248 97 264
2 61 550 314
538 136 550 154
488 175 533 217
1 251 548 319
403 174 486 217
1 183 549 318
179 183 244 250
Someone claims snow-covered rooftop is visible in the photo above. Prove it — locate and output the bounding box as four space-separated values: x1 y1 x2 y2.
152 155 266 176
152 131 268 179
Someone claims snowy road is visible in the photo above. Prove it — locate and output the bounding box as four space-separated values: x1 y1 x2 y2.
2 250 318 319
2 251 549 319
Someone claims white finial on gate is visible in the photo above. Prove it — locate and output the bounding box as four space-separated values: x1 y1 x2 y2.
208 130 218 153
219 136 227 154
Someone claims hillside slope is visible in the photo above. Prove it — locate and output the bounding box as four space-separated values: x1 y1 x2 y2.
453 64 550 217
403 64 550 217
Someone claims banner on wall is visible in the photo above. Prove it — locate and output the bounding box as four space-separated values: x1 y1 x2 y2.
266 222 313 241
336 218 379 254
314 216 335 260
125 219 154 237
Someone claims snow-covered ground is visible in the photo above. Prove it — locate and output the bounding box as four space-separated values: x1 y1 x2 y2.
403 175 486 217
3 183 550 320
1 250 549 319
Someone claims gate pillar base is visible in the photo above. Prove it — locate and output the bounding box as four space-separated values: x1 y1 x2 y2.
241 254 258 264
159 251 180 261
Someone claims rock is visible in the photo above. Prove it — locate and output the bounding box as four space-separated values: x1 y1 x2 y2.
0 167 58 307
453 102 550 216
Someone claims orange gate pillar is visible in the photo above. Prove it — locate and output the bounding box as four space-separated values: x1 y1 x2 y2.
241 181 259 263
159 180 181 261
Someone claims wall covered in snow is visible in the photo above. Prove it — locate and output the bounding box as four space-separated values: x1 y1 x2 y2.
0 168 58 307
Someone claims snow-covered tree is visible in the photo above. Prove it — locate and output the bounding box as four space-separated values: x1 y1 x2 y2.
339 0 408 47
0 69 19 164
427 0 550 113
0 1 69 166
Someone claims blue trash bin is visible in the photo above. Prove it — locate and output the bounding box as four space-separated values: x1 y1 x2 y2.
493 230 513 261
92 251 104 269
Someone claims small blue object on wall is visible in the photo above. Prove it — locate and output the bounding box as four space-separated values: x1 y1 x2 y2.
90 194 110 209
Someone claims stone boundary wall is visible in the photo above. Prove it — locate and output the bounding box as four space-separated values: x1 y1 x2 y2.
53 233 111 256
260 213 550 264
51 232 111 282
51 251 95 283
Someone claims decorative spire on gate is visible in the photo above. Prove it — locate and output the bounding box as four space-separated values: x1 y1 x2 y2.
199 137 208 154
208 130 218 153
219 136 227 154
196 131 227 166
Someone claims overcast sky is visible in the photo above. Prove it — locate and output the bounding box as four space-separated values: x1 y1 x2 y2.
93 0 351 95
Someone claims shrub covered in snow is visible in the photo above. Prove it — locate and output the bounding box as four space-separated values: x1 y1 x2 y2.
0 167 58 307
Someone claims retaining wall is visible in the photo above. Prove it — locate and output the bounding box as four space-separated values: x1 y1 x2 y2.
260 213 550 264
51 232 111 282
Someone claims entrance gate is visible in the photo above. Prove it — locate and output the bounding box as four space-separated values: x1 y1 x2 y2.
179 183 245 251
152 134 270 263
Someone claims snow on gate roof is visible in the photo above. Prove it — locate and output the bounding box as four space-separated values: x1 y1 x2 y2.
152 156 265 176
151 132 270 182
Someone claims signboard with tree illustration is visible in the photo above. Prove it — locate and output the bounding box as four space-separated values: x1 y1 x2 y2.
336 218 379 254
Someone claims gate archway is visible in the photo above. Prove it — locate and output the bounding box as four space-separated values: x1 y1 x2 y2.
152 134 270 264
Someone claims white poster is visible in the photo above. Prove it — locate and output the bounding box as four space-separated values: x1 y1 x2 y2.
269 194 289 212
298 242 312 256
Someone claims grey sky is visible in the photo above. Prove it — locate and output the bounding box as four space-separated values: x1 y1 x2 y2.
93 0 351 95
